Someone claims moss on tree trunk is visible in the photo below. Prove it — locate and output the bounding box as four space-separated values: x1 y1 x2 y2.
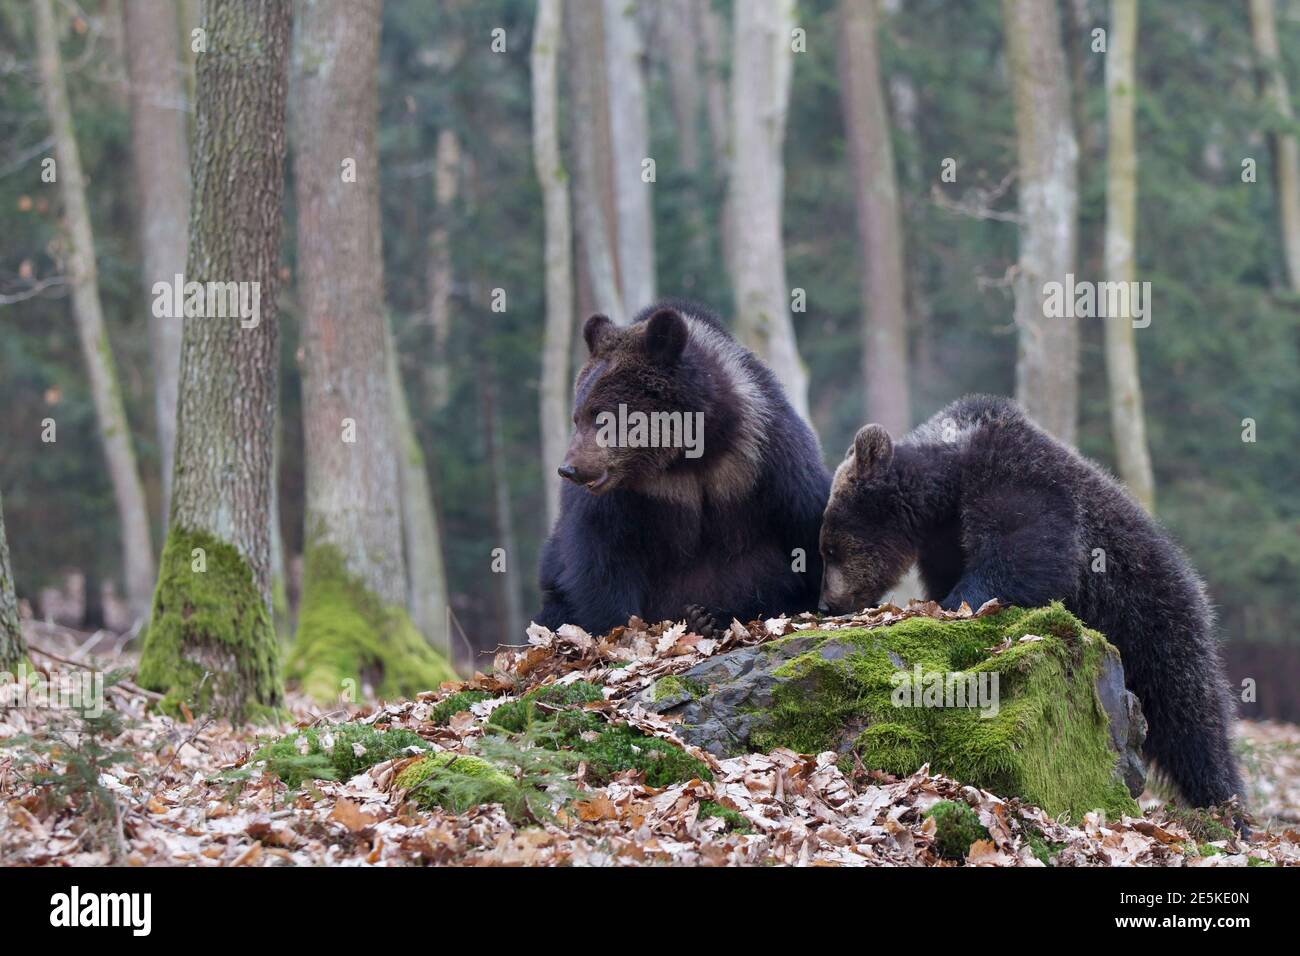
288 544 455 703
138 528 280 722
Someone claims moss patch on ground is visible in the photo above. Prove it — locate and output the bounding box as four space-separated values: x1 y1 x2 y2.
740 604 1139 821
288 544 456 703
430 690 493 725
699 800 751 833
488 680 606 733
138 527 282 722
253 722 429 788
925 800 989 860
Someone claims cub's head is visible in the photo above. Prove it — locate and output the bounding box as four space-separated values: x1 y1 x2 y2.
558 309 695 495
818 424 917 614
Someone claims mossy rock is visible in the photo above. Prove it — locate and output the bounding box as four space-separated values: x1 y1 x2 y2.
654 603 1146 821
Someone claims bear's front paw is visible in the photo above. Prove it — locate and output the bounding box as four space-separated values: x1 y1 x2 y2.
683 604 729 639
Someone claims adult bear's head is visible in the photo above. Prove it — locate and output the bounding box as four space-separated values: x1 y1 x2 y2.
558 308 703 496
818 424 917 614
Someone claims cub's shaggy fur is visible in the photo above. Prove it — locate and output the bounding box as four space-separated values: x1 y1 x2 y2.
537 301 830 636
819 394 1242 808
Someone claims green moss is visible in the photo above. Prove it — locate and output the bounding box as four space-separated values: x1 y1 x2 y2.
925 800 989 860
138 527 282 722
253 722 429 788
653 675 707 702
396 751 528 818
699 800 752 833
1165 805 1236 842
577 721 711 787
1024 828 1066 865
745 604 1139 821
487 682 709 788
288 544 456 703
488 680 605 733
430 690 492 725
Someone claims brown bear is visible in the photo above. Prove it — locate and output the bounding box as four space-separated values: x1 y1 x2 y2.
818 394 1243 809
536 300 830 637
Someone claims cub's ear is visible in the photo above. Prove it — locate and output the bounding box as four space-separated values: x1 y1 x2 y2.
644 308 689 365
852 424 893 481
583 313 614 354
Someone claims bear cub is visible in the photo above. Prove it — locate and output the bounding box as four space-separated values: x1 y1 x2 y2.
818 394 1242 809
536 300 830 637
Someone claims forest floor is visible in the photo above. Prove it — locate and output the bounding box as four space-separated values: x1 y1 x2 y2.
2 615 1299 867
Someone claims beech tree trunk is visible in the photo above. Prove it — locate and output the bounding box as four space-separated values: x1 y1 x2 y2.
838 0 910 436
533 0 574 531
479 356 526 646
386 319 450 656
728 0 810 420
290 0 452 702
136 0 291 720
603 0 656 313
123 0 189 519
33 0 155 623
1103 0 1155 512
565 0 625 324
0 490 24 672
1249 0 1300 292
1003 0 1080 444
428 127 459 413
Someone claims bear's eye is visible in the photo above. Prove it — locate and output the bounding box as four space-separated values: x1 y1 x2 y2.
824 544 838 561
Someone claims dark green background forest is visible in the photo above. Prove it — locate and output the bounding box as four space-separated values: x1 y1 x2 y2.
1 1 1297 712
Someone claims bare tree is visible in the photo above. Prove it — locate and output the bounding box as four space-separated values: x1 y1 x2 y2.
1249 0 1300 291
1003 0 1080 444
533 0 573 530
727 0 810 419
428 127 460 413
838 0 910 435
290 0 453 701
603 0 656 313
135 0 291 719
479 355 526 645
386 319 450 656
0 490 24 672
33 0 155 622
1103 0 1155 511
123 0 189 519
697 0 730 173
565 0 625 323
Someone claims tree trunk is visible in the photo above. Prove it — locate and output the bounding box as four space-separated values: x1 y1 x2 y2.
0 490 24 672
1003 0 1080 444
386 318 451 657
698 0 734 279
289 0 453 703
603 0 656 313
565 0 625 324
428 127 459 413
727 0 810 420
1103 0 1155 512
1249 0 1300 292
123 0 189 520
698 0 730 173
479 357 526 646
838 0 910 436
135 0 291 720
532 0 574 532
33 0 155 623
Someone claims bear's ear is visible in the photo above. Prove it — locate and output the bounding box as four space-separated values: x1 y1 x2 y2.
643 308 689 365
583 314 614 354
852 424 893 481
